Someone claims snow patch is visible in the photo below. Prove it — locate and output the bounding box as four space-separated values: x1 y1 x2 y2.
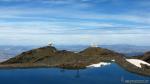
86 62 111 68
111 59 115 62
126 59 150 68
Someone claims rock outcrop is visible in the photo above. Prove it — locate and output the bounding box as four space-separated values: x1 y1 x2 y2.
141 51 150 63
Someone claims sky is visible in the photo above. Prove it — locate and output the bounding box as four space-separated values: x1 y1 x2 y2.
0 0 150 46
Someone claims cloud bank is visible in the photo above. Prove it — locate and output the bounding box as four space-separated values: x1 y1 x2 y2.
0 0 150 45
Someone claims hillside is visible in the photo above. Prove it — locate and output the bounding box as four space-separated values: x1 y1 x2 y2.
0 46 122 68
128 51 150 63
1 46 57 64
0 46 34 62
139 51 150 63
0 45 150 76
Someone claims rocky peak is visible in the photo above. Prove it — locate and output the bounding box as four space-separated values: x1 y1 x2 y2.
79 47 117 56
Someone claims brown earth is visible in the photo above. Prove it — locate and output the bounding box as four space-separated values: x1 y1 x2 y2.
0 45 150 76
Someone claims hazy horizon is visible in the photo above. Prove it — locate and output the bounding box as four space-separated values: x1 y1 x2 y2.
0 0 150 46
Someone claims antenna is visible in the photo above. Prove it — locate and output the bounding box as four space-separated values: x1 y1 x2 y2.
48 42 53 46
90 42 98 47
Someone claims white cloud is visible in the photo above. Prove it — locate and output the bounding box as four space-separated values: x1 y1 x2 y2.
0 6 150 25
1 33 150 46
0 0 150 45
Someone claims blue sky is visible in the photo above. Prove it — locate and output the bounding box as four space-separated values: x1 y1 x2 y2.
0 0 150 46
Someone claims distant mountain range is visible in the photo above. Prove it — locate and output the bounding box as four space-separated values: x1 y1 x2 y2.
0 44 150 62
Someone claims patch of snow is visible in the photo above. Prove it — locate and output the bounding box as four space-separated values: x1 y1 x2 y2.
86 62 111 68
126 59 150 68
111 60 115 62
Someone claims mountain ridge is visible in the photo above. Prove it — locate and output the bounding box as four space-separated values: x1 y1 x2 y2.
0 45 150 76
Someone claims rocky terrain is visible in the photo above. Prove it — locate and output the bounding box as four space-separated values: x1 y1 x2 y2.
0 46 122 68
140 52 150 63
0 45 150 76
128 51 150 63
0 46 36 62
